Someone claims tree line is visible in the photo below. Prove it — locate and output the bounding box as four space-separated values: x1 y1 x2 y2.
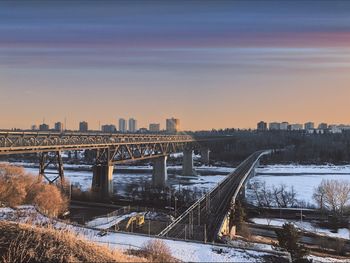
195 130 350 165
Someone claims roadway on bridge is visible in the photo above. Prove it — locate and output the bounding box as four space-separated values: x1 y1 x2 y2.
159 150 270 242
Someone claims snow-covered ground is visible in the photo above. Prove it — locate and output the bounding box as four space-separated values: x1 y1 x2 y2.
0 206 287 262
251 218 350 240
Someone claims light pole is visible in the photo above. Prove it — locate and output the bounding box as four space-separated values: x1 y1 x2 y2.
174 197 178 217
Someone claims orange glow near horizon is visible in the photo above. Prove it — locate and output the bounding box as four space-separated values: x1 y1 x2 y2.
1 1 350 130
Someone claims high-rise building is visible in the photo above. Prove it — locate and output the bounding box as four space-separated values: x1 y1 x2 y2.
39 123 49 131
149 123 160 132
166 118 180 133
79 121 88 132
119 118 127 132
280 122 289 130
269 122 280 130
31 125 38 131
257 121 267 131
101 124 117 133
54 122 63 132
128 118 137 132
304 122 315 130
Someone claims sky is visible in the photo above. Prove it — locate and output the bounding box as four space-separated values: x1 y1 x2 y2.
1 1 350 131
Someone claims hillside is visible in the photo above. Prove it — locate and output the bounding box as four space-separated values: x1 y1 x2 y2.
0 220 146 263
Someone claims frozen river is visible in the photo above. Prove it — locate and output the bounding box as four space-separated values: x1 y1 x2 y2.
23 165 229 196
22 164 350 205
249 165 350 206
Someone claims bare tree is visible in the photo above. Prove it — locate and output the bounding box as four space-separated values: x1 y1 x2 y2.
313 184 326 210
313 179 350 215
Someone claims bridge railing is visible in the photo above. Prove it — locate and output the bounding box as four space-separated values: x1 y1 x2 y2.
158 151 254 237
158 150 272 239
217 150 271 239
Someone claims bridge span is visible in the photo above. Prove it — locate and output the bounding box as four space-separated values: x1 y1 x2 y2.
158 150 271 242
0 131 223 197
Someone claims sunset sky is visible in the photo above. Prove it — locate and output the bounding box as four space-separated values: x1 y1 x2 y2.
1 1 350 130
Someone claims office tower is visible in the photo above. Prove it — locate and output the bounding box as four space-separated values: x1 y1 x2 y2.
119 118 127 132
128 118 137 132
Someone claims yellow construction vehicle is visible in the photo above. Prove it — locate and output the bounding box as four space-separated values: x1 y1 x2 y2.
125 213 145 231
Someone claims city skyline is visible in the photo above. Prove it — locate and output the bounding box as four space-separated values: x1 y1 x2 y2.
16 118 350 132
1 1 350 130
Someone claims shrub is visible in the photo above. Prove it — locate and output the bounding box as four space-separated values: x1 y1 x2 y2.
34 184 68 217
141 239 174 262
275 223 310 263
0 164 68 217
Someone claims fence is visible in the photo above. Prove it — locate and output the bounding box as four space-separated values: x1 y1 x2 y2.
87 206 131 228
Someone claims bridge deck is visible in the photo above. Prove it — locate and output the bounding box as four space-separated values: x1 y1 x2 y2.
158 150 270 242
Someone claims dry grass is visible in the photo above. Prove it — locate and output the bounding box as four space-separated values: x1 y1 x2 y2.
0 221 147 263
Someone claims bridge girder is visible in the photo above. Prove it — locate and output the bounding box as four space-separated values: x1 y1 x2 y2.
0 132 217 156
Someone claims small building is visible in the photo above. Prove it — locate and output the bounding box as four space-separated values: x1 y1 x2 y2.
54 122 63 132
304 122 314 130
288 124 303 131
39 123 49 131
269 122 281 130
79 121 88 132
318 123 328 130
166 118 180 133
257 121 267 131
149 123 160 132
101 124 117 133
280 122 289 130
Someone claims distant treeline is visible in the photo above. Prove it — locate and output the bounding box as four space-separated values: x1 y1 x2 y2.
192 130 350 165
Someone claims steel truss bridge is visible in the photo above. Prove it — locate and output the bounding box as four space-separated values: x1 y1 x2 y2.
0 131 221 184
158 150 271 242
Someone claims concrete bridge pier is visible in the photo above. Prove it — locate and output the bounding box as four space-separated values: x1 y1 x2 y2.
200 148 210 165
92 164 114 198
152 156 168 187
182 149 196 176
